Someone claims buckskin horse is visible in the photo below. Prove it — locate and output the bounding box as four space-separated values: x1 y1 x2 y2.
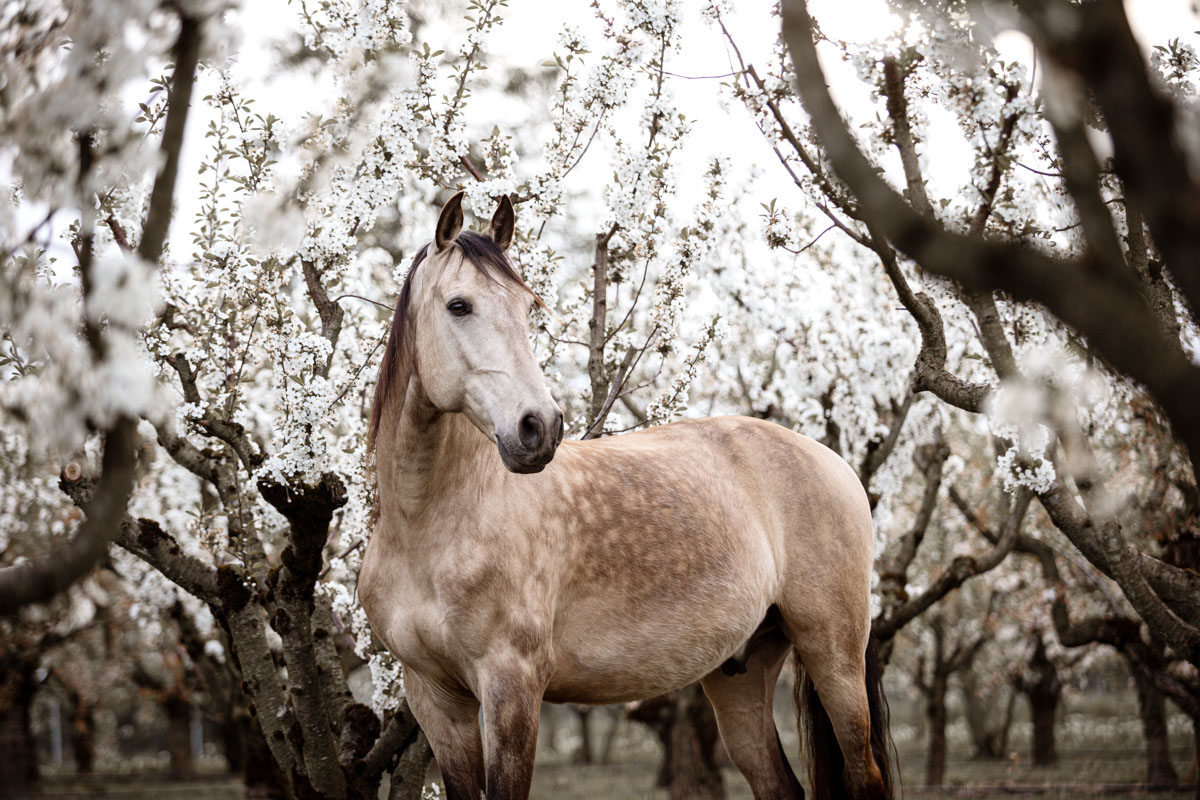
358 192 893 800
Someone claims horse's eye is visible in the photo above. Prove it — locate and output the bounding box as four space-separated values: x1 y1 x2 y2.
447 299 472 317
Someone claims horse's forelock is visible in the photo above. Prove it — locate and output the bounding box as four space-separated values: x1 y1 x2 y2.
367 231 539 451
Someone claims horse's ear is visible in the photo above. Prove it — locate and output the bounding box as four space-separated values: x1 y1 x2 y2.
485 194 515 251
435 191 465 251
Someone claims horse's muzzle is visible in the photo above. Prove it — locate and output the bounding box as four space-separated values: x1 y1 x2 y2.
496 410 563 473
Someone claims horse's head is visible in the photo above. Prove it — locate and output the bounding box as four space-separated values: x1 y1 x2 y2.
385 191 563 473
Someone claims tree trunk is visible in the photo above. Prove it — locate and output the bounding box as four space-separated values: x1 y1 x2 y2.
667 685 724 800
571 705 593 764
599 707 620 765
541 703 559 754
1029 692 1058 767
628 685 725 799
925 670 949 785
243 714 290 800
70 696 96 774
1132 665 1178 786
1014 637 1060 767
388 730 433 800
220 712 246 774
960 669 1010 760
0 651 39 797
165 691 193 779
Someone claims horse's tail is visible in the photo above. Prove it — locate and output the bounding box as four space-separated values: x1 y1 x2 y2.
793 632 896 800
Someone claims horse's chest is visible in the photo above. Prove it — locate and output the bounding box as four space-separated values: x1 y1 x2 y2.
361 533 553 672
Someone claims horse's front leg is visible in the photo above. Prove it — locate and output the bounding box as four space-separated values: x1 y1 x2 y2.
479 663 546 800
403 669 485 800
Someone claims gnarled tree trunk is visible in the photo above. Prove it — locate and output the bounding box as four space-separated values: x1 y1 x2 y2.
629 684 725 800
0 648 38 797
1132 665 1179 786
165 690 193 779
924 669 949 785
960 667 1014 760
69 695 96 775
1013 637 1060 767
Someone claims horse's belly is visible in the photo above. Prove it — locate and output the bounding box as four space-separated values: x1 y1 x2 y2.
543 593 770 704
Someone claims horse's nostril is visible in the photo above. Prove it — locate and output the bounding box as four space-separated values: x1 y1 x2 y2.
519 413 544 450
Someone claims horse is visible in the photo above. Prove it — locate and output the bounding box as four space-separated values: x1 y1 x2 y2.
358 191 894 800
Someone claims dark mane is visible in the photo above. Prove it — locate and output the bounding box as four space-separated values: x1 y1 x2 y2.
367 230 536 450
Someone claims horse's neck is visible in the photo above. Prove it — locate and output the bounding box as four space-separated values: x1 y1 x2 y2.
376 380 495 525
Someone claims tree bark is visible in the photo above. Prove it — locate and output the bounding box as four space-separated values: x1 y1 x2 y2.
667 685 724 800
1013 638 1060 767
165 691 194 779
925 670 949 785
387 730 433 800
0 650 38 797
1132 663 1179 786
629 685 725 799
960 668 1013 760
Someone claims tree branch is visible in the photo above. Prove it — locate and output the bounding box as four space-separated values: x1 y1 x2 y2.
781 0 1200 478
138 12 202 266
875 488 1032 643
0 418 138 615
584 224 619 439
302 259 346 379
1014 0 1200 318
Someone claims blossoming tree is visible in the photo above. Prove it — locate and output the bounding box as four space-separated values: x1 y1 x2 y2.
3 0 1199 795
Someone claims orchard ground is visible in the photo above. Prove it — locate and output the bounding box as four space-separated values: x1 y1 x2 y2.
29 685 1197 799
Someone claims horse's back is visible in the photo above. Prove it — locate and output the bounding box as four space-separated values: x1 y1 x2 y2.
561 414 872 562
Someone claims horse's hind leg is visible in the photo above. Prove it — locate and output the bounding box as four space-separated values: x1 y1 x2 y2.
789 623 888 800
700 627 805 800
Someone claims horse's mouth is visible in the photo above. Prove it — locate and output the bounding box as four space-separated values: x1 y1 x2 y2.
495 435 553 474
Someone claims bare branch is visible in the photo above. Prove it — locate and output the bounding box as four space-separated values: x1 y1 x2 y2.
583 224 619 439
859 389 914 489
881 57 934 219
302 259 346 379
1015 0 1200 317
876 488 1032 643
876 439 948 614
139 12 202 266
